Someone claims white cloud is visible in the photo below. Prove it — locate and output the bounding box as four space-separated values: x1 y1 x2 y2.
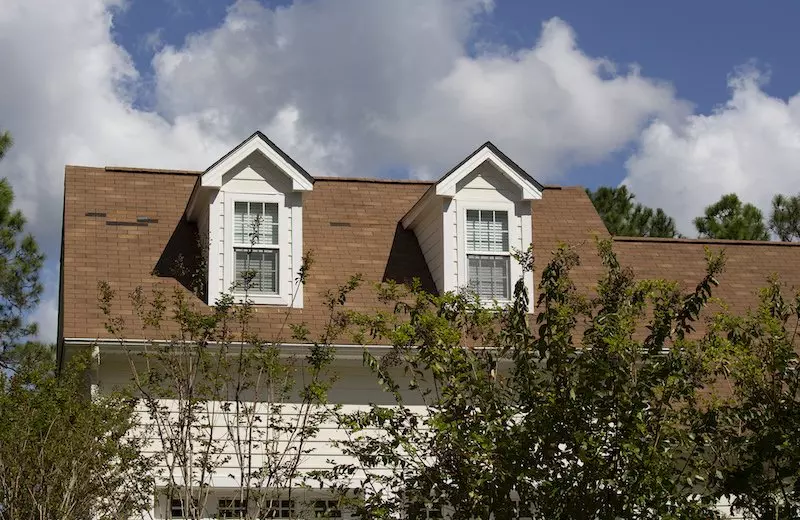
152 2 688 178
625 69 800 236
0 0 694 341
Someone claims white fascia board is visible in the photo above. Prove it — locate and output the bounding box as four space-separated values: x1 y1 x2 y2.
202 135 314 192
62 337 393 360
435 147 542 201
185 184 213 222
401 189 436 230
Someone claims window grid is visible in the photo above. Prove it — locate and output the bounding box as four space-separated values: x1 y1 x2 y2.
264 499 295 518
314 500 343 518
169 499 185 519
233 201 280 295
218 498 247 519
466 209 510 300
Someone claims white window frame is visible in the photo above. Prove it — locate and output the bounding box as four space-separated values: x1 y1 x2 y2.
224 192 289 305
457 201 522 305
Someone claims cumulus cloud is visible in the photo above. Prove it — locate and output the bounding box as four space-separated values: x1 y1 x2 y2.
152 1 688 178
0 0 695 341
625 69 800 236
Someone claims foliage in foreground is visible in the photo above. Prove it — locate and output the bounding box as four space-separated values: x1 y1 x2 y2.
0 346 150 520
99 247 358 519
710 277 800 519
321 241 800 520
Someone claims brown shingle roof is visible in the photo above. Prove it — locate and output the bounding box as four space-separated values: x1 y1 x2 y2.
59 165 800 344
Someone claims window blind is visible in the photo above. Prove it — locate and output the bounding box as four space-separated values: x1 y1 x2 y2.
235 249 278 294
466 209 510 300
466 209 508 252
234 201 278 245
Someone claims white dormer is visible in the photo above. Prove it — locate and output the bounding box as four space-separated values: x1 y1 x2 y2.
187 132 314 307
402 142 542 303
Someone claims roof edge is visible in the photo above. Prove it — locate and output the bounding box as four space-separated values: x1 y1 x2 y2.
613 236 800 247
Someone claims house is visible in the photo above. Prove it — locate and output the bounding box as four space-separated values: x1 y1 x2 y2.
58 132 800 518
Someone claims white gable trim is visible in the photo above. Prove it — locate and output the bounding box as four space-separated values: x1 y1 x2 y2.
202 134 314 192
435 146 542 201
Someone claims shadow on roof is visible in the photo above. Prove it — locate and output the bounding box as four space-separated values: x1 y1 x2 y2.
152 218 207 302
382 222 438 294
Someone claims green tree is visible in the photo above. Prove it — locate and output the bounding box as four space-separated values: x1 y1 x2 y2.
324 243 727 520
768 193 800 241
587 185 679 238
99 215 347 519
694 193 769 241
707 278 800 519
0 346 150 519
0 129 44 365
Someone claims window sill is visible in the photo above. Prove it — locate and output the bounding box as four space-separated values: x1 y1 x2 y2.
231 292 289 306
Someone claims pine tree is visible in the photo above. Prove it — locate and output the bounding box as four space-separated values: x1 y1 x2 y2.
769 193 800 241
0 129 44 365
694 193 769 241
587 186 679 238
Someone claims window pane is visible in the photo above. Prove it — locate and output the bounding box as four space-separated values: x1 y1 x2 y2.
218 499 247 519
466 210 508 252
234 201 278 246
170 499 185 519
314 500 342 518
263 500 293 518
234 202 249 244
235 249 278 294
468 255 509 300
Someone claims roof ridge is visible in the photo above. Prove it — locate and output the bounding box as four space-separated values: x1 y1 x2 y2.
314 176 434 185
613 236 800 247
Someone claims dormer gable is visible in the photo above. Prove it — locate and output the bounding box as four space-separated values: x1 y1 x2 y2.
187 132 314 308
402 142 542 303
200 131 314 191
434 141 543 200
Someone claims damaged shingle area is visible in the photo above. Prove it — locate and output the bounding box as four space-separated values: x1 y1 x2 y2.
103 216 158 227
105 221 148 227
85 212 106 217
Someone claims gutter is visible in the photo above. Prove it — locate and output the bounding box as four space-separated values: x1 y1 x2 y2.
61 338 395 360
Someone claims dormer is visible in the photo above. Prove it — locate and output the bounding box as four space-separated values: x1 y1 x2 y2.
187 132 314 307
402 142 543 303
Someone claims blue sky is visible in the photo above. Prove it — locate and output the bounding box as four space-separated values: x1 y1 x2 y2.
110 0 800 189
3 0 800 340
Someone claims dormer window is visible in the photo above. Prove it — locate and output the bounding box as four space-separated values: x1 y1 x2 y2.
233 200 280 295
466 209 510 300
186 132 314 308
402 142 542 305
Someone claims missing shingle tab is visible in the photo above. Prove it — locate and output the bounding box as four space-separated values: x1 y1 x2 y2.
105 221 148 227
85 212 107 218
329 222 351 227
136 216 159 223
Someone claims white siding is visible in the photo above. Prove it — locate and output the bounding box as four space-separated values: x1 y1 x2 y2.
414 202 444 292
97 350 427 508
96 349 741 520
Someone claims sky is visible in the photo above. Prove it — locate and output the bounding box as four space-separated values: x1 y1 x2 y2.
2 0 800 342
